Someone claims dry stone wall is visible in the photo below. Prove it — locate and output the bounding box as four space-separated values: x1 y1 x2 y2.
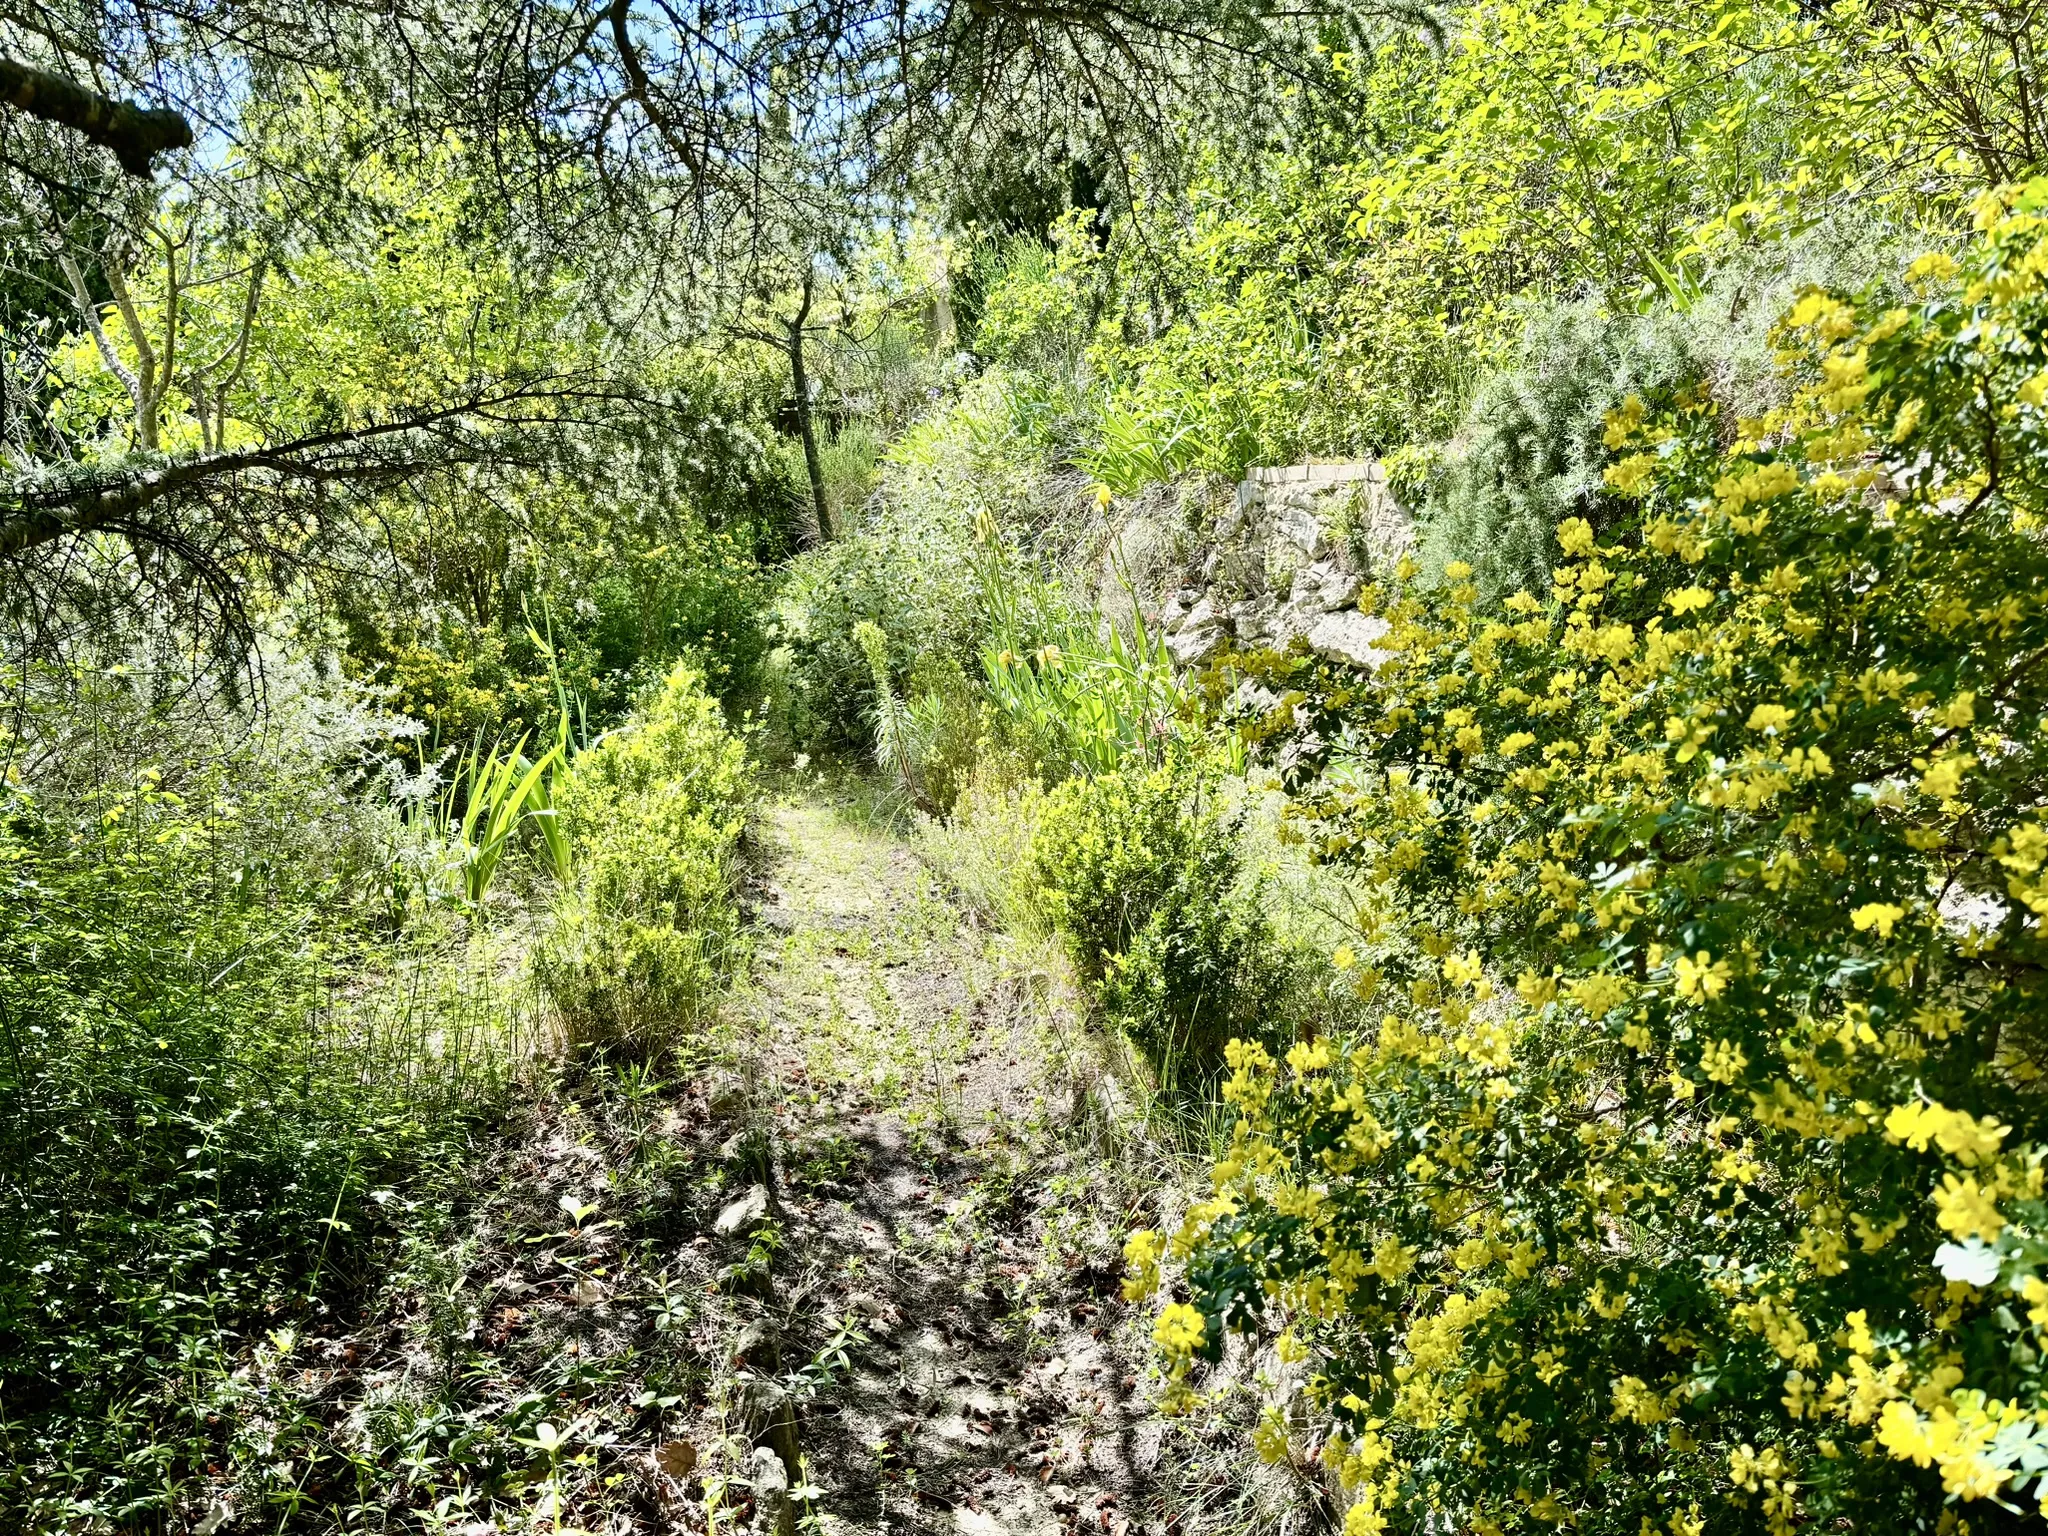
1157 459 1413 671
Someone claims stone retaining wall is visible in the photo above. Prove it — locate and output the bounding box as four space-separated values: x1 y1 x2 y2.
1158 458 1413 670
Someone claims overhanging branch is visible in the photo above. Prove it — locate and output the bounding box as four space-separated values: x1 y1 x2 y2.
0 56 193 177
0 380 621 560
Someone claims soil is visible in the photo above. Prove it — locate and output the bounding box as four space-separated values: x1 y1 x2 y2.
730 800 1160 1536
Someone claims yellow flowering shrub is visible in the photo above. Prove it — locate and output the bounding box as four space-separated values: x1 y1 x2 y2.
1137 186 2048 1531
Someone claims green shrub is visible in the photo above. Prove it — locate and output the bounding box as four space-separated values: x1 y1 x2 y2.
1078 393 1218 495
1418 220 1925 604
855 622 986 814
901 651 986 814
1417 296 1695 599
1138 199 2048 1531
537 662 751 1054
969 220 1105 380
1031 758 1272 1080
917 755 1049 939
768 461 984 751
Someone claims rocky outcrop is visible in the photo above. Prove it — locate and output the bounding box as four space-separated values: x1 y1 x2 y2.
1157 458 1411 671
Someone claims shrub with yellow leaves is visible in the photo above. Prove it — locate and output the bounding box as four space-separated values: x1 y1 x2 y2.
1138 185 2048 1532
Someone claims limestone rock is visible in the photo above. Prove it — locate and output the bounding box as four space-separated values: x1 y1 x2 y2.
714 1183 771 1237
1166 595 1230 666
1288 559 1361 615
1305 611 1392 671
733 1318 781 1370
739 1377 802 1475
1229 596 1279 646
1276 503 1323 558
746 1444 798 1536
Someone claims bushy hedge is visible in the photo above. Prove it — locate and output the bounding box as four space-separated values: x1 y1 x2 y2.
1130 189 2048 1531
537 661 751 1053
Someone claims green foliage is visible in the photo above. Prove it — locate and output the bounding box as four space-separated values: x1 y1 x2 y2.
1046 0 2010 490
855 618 922 806
900 652 986 814
1143 203 2048 1529
768 379 1031 752
1418 298 1696 599
1030 756 1272 1080
853 621 985 814
969 219 1106 380
0 668 515 1526
537 663 752 1055
975 532 1186 780
1078 395 1218 496
440 729 566 904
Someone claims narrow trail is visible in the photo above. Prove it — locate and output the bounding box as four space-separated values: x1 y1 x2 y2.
735 797 1159 1536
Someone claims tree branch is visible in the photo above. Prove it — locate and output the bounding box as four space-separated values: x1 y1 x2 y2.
0 57 192 178
57 254 146 426
0 383 596 560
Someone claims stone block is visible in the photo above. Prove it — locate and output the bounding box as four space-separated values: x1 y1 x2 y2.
1305 611 1393 670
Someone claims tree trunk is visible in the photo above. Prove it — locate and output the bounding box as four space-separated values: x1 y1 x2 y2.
787 325 829 544
786 269 830 544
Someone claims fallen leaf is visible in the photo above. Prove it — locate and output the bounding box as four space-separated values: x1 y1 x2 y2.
655 1439 698 1478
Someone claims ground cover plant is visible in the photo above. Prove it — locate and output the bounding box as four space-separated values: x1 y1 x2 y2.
0 664 527 1525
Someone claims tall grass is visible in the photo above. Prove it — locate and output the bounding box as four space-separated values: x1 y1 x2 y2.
971 517 1185 780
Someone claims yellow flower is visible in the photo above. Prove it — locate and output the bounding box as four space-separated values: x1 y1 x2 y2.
1253 1408 1291 1464
1919 753 1973 802
1153 1302 1207 1356
1907 251 1960 283
1122 1229 1163 1300
1933 1174 2004 1242
1877 1401 1934 1466
1666 586 1713 615
1372 1234 1417 1282
1610 1375 1668 1424
1442 951 1485 988
1287 1038 1334 1075
1700 1038 1748 1084
1604 455 1658 496
1884 1101 2009 1164
1673 951 1731 1003
1851 902 1906 939
1343 1498 1389 1536
1566 972 1632 1017
1557 517 1598 554
1603 394 1647 448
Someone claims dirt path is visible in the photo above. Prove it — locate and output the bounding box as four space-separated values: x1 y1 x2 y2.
733 798 1158 1536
